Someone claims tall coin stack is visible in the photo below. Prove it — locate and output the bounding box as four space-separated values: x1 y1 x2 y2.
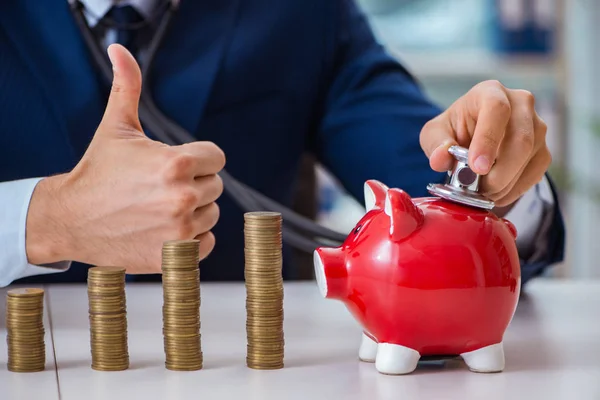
87 266 129 371
6 288 46 372
244 211 285 369
161 239 203 371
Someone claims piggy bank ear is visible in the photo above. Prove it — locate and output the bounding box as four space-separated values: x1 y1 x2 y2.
384 188 424 241
364 180 389 211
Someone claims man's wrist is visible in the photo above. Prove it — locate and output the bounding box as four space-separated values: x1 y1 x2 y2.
25 174 75 265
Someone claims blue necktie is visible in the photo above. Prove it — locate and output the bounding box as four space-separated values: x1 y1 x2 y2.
105 5 146 56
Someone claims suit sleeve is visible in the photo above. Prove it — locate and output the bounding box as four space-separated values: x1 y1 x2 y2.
313 0 565 284
0 178 70 287
313 0 445 199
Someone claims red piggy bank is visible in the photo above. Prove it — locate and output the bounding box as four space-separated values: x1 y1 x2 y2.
314 179 520 375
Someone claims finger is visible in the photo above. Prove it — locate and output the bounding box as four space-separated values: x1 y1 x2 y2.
194 174 224 208
494 146 551 207
194 231 216 261
487 158 526 202
467 83 511 174
487 106 544 200
192 202 220 235
103 44 143 132
178 141 227 176
479 93 535 196
419 114 459 172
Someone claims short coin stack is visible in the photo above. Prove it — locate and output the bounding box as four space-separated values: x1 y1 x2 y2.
244 211 285 369
5 288 46 372
161 239 203 371
87 266 129 371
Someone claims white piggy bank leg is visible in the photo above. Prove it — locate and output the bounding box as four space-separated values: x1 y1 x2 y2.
358 332 378 362
460 342 505 373
375 343 420 375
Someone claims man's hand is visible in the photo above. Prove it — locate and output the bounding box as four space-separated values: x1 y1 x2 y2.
419 80 551 209
25 44 225 273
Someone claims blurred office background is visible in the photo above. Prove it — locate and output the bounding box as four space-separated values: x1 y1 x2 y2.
309 0 600 280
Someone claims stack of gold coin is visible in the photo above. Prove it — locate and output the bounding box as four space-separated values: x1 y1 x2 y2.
5 288 46 372
87 266 129 371
161 239 202 371
244 211 285 369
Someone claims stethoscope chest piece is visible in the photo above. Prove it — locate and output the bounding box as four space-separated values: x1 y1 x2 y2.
426 145 495 210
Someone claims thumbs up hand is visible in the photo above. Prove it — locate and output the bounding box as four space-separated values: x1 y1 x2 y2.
25 44 225 274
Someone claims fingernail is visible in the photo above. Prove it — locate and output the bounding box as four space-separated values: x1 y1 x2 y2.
474 156 490 173
436 139 455 152
107 46 117 68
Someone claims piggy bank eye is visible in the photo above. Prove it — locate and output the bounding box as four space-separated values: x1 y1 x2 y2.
353 225 362 235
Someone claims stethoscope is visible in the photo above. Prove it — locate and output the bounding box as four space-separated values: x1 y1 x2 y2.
67 0 493 253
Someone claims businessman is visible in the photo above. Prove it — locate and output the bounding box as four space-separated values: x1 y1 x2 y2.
0 0 564 287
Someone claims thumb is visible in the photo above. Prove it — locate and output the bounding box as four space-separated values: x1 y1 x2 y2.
102 44 143 132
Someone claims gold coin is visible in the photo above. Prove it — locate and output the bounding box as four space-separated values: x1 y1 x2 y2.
243 212 286 368
6 288 47 373
89 266 126 273
7 288 44 298
87 267 129 372
246 362 284 370
161 239 203 370
165 364 203 371
244 211 282 218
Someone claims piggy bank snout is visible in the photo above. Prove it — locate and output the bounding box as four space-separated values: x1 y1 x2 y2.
313 247 346 299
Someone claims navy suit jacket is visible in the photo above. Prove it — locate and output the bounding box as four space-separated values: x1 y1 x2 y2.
0 0 565 284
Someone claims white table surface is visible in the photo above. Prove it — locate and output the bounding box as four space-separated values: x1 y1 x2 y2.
0 280 599 400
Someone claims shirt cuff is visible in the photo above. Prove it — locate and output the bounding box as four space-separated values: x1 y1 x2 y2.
502 175 555 258
0 178 70 287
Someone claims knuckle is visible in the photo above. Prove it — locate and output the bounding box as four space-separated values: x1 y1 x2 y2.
162 153 194 182
515 127 535 152
170 189 197 218
488 93 511 116
176 219 194 238
478 79 507 98
485 79 505 90
171 154 194 174
516 89 536 108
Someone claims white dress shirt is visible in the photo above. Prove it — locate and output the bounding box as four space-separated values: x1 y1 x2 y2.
0 0 556 287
